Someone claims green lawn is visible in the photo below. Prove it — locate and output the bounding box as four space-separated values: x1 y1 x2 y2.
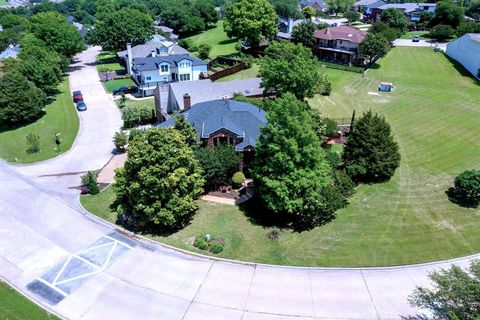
185 21 238 58
0 281 59 320
103 78 136 93
0 78 79 163
118 97 155 112
0 0 9 5
81 48 480 267
96 51 125 73
216 63 260 82
400 31 430 40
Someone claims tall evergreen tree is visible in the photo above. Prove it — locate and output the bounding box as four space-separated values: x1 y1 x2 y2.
252 93 333 226
174 115 199 148
343 111 400 183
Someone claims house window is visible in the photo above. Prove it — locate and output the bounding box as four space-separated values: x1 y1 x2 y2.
160 47 168 54
179 74 190 81
160 65 168 73
146 76 151 81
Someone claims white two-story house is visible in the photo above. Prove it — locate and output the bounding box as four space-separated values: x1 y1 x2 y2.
131 54 208 96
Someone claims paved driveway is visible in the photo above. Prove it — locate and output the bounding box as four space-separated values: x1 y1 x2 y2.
393 39 448 50
1 47 479 320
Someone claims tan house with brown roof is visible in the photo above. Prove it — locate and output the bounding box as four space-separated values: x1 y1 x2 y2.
314 26 367 65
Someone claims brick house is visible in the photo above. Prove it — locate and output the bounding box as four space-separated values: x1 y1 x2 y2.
314 26 367 65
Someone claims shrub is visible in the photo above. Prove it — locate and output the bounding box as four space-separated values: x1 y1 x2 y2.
113 131 128 152
128 128 145 142
210 242 224 254
198 43 211 60
321 80 332 96
323 118 339 137
450 170 480 206
430 24 455 41
232 171 245 186
194 237 209 250
82 171 100 195
26 133 40 154
267 228 281 240
121 106 154 128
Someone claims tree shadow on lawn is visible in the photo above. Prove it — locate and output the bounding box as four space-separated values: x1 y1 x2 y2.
218 38 237 45
445 187 479 209
445 56 480 87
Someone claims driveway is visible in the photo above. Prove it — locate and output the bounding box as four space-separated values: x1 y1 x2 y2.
393 39 448 50
1 47 479 320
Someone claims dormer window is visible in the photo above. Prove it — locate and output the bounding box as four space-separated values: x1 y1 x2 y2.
160 47 168 54
160 64 169 72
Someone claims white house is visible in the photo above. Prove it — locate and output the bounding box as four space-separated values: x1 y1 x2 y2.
446 33 480 80
131 54 208 96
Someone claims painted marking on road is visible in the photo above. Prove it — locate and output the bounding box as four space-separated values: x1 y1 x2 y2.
27 232 136 305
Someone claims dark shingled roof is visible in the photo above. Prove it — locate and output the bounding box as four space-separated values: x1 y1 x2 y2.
132 54 207 71
159 100 267 151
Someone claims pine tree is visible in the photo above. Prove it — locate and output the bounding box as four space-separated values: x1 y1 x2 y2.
343 111 400 182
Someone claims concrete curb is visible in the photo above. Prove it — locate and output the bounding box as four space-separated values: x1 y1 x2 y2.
76 194 480 271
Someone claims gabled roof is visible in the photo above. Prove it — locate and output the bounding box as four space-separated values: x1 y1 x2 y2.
298 0 326 8
314 26 367 43
468 33 480 43
354 0 381 6
132 54 207 71
168 78 263 110
0 44 20 60
159 100 267 151
117 37 189 59
378 3 419 13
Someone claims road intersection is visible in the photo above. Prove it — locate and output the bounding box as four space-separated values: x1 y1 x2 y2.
0 46 478 320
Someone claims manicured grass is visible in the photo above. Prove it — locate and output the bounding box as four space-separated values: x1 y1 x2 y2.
0 281 59 319
103 78 136 93
0 78 79 163
82 48 480 267
96 51 124 73
400 31 430 40
119 98 155 112
185 21 238 58
81 186 117 223
216 63 260 82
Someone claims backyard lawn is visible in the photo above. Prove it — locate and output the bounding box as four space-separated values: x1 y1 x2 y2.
216 63 260 82
96 51 125 73
0 281 58 319
400 31 430 40
185 21 237 58
103 78 136 93
82 47 480 267
118 97 155 112
0 78 79 163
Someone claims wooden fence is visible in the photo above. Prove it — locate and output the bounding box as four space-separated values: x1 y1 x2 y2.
209 62 248 81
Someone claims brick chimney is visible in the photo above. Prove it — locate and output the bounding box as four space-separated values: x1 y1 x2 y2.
126 43 133 75
183 93 191 111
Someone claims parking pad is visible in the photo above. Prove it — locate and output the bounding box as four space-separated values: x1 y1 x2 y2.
27 232 135 305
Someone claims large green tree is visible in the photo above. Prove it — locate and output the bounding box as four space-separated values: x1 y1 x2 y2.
0 71 46 125
259 41 327 100
359 33 388 63
342 111 400 183
380 8 408 32
160 2 205 35
90 8 153 51
251 93 333 226
114 128 204 230
430 0 464 28
174 115 198 148
409 260 480 319
450 169 480 207
29 12 84 58
291 21 316 49
17 34 64 94
224 0 278 45
325 0 355 15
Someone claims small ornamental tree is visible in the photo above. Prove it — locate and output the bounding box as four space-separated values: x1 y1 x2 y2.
291 21 316 49
342 111 400 183
174 115 198 148
260 41 327 100
26 133 40 154
82 171 100 195
197 43 212 60
224 0 278 45
232 171 245 187
430 24 455 41
409 260 480 319
114 128 204 230
113 131 128 153
359 33 388 63
450 169 480 206
251 93 333 227
0 71 46 125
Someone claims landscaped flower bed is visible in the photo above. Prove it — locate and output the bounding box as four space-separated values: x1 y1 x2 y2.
193 234 225 254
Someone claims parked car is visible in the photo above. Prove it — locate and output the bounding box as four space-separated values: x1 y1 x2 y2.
72 90 83 102
112 86 130 96
412 35 420 42
76 101 87 111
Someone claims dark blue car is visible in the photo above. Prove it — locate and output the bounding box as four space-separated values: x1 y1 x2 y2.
76 101 87 111
112 86 130 96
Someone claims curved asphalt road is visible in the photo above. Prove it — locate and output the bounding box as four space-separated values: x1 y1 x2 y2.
1 46 479 320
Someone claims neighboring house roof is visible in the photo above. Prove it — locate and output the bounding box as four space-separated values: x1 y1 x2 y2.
354 0 380 6
132 54 207 71
117 38 189 59
158 26 173 33
378 3 419 13
314 26 367 43
298 0 326 8
159 100 267 151
167 78 263 111
0 44 20 60
313 17 348 27
446 33 480 80
468 33 480 43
